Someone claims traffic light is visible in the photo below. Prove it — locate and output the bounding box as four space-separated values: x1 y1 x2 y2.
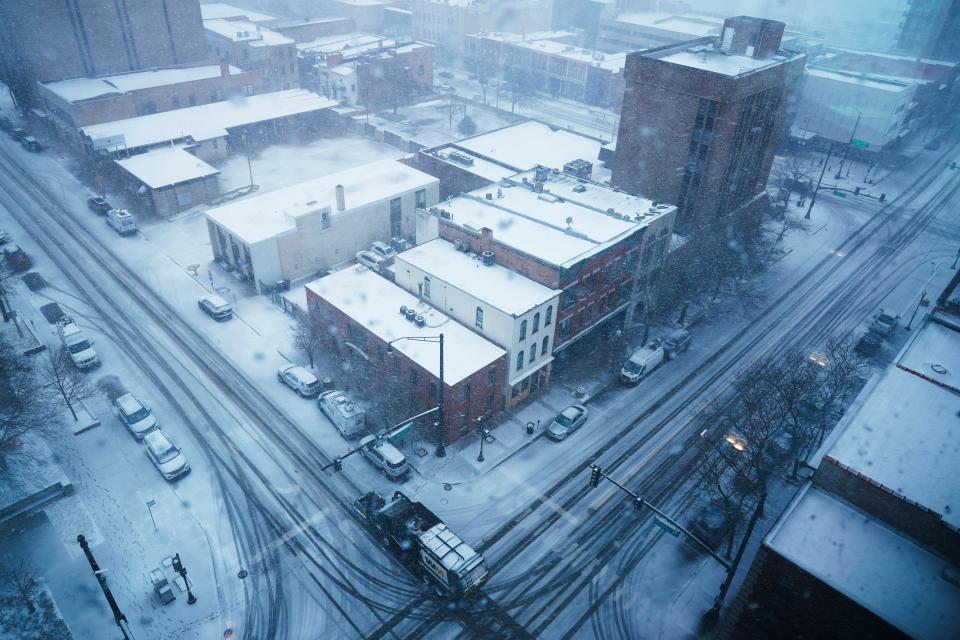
589 465 602 488
333 458 343 472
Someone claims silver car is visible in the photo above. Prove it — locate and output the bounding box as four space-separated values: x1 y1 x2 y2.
546 404 589 441
355 250 386 273
143 430 190 481
198 293 233 321
277 364 321 397
115 393 158 439
358 435 410 479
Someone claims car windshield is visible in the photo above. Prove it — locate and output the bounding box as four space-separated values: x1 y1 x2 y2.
67 340 91 354
126 407 150 422
623 359 642 374
555 412 575 427
388 458 406 469
154 442 179 464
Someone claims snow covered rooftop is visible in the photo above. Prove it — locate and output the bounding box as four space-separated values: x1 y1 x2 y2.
115 148 220 189
438 168 674 268
200 2 277 22
452 121 604 174
766 484 960 640
298 32 398 54
609 12 723 38
430 146 517 182
204 19 294 46
825 365 960 529
806 67 912 92
469 30 578 44
206 159 436 244
512 39 626 71
41 65 245 103
897 318 960 394
395 239 561 316
81 89 337 152
655 45 789 76
306 266 505 385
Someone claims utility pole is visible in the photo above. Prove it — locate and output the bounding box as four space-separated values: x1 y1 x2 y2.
805 142 834 220
835 111 861 179
77 535 133 640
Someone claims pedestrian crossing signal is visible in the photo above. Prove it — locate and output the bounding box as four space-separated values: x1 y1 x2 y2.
589 465 602 488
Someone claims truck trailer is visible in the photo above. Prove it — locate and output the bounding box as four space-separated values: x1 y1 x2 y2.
355 491 488 596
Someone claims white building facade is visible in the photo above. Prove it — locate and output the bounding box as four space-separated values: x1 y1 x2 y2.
394 238 561 406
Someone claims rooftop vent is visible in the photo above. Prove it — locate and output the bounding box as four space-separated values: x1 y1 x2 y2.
400 305 408 315
404 308 417 322
415 315 426 327
481 250 495 266
485 192 493 200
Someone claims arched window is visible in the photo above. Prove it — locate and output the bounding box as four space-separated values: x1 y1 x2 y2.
423 276 431 298
529 344 536 362
545 306 553 326
532 312 540 334
516 350 524 371
542 336 549 355
519 319 527 341
475 306 483 329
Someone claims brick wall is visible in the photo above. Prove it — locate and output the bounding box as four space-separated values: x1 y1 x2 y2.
306 287 508 445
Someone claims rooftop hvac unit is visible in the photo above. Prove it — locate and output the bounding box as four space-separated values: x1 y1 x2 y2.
415 315 426 327
404 308 417 322
534 166 549 182
481 251 495 266
400 305 408 315
440 210 452 220
485 192 493 200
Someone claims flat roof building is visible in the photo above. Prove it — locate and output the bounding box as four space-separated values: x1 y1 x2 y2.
115 148 220 218
206 159 438 291
395 238 561 406
420 167 676 349
306 265 508 445
612 16 805 231
204 18 300 91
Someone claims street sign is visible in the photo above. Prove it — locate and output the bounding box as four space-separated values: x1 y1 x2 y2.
387 422 413 443
832 190 847 198
851 138 870 149
654 515 681 537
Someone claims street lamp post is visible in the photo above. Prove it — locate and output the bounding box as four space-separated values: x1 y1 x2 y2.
476 416 486 462
805 142 835 220
171 553 197 605
388 333 446 457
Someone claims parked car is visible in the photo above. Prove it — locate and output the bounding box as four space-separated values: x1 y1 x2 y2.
87 196 112 215
115 393 158 439
370 240 397 263
198 293 233 321
856 329 884 356
355 250 386 272
318 389 365 437
358 435 410 479
662 328 691 359
3 243 31 271
9 127 26 141
277 364 321 397
106 208 137 235
20 136 41 152
620 342 665 385
870 310 899 337
56 317 99 369
546 404 589 441
143 430 190 480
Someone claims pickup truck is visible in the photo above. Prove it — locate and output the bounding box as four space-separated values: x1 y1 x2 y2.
56 317 99 368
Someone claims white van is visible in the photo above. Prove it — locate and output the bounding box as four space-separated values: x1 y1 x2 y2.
56 317 99 369
620 343 664 385
318 390 365 437
106 208 136 235
358 435 410 479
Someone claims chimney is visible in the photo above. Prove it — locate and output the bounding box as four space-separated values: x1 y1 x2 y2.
480 227 493 254
335 184 346 211
219 58 230 77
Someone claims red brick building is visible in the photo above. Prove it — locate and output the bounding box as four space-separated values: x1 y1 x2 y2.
420 167 676 349
306 265 508 445
612 16 805 231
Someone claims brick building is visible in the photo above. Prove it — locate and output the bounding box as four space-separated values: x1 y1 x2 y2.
306 266 508 445
612 16 805 231
267 17 357 42
418 167 676 350
0 0 207 108
204 19 300 91
394 239 561 407
299 33 434 109
316 0 402 33
724 289 960 639
36 62 260 141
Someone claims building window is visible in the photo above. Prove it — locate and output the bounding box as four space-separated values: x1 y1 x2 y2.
460 413 468 431
532 312 540 334
429 381 438 399
210 89 224 102
390 197 402 237
377 345 384 361
529 344 536 362
417 64 424 76
171 96 181 109
475 307 483 329
542 336 549 355
512 383 522 397
415 188 427 209
516 351 524 371
188 94 197 106
558 317 571 338
423 276 431 298
485 394 493 411
519 320 527 341
321 210 330 230
561 286 576 309
410 367 419 386
461 384 470 402
487 368 496 385
545 305 553 325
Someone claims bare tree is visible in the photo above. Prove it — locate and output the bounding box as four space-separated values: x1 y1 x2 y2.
0 338 55 467
43 350 93 422
476 62 493 105
291 313 325 369
0 555 38 614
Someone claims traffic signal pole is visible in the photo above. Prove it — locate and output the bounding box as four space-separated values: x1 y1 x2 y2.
587 466 731 570
77 534 134 640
